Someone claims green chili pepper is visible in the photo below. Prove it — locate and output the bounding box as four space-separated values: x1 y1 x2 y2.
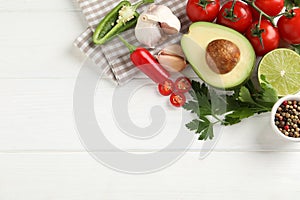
92 0 154 45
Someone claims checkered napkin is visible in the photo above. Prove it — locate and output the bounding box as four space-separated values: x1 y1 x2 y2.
74 0 190 85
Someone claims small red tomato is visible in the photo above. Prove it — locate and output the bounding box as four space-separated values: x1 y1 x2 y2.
277 8 300 44
175 77 191 93
170 93 186 107
216 1 252 33
158 79 174 96
186 0 221 22
245 20 280 56
251 0 284 20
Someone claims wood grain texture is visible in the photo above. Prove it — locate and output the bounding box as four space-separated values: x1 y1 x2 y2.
0 11 86 78
0 152 300 200
0 0 80 11
0 0 196 79
0 78 299 152
1 1 300 199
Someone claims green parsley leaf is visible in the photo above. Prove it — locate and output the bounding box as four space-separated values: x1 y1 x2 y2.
186 119 201 132
185 117 214 140
188 81 212 116
209 89 228 115
292 44 300 55
257 75 278 104
183 101 200 116
184 75 278 140
224 106 264 126
196 92 212 116
198 122 214 140
238 86 257 105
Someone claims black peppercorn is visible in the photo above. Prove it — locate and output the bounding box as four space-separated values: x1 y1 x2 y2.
274 100 300 138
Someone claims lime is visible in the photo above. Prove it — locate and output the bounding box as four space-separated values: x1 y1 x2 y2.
258 48 300 96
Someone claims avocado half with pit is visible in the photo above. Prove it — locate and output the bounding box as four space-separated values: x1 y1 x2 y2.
181 22 256 89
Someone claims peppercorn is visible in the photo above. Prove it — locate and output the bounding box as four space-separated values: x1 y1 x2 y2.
279 121 285 127
278 116 284 121
274 100 300 138
293 124 298 129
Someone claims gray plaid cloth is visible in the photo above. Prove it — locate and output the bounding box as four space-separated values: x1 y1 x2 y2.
74 0 190 85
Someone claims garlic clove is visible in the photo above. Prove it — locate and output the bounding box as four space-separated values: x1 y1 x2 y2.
157 44 188 72
160 44 186 59
160 22 179 35
135 4 181 48
146 4 181 35
135 14 165 48
157 54 187 72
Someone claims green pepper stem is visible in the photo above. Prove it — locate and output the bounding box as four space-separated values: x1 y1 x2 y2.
118 35 137 53
132 0 154 11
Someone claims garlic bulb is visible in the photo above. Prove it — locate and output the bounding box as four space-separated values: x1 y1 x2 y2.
157 44 187 72
135 4 181 48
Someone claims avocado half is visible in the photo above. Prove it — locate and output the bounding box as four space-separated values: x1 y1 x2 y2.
181 22 256 89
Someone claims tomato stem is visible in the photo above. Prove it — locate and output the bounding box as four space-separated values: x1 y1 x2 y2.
240 0 276 26
197 0 215 10
274 11 286 18
250 13 265 50
285 0 300 11
229 0 237 14
257 13 265 49
223 0 240 22
282 8 296 18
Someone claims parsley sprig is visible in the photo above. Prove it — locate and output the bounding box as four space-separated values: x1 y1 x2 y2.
183 75 278 140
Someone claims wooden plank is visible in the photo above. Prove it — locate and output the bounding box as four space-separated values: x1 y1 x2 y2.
0 78 299 152
0 11 88 78
0 0 80 11
0 2 197 79
0 152 299 199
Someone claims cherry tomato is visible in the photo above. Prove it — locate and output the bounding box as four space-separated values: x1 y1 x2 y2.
251 0 284 20
216 1 252 33
277 8 300 44
158 79 174 96
186 0 221 22
245 20 280 56
175 77 191 93
170 93 186 107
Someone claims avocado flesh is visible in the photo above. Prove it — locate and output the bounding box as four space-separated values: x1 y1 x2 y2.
181 22 256 89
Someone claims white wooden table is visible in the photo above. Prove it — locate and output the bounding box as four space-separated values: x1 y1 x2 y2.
1 0 300 199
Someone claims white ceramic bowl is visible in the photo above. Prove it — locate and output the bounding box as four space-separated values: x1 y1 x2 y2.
271 94 300 142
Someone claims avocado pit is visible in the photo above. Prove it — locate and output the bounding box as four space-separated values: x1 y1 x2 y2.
206 39 241 74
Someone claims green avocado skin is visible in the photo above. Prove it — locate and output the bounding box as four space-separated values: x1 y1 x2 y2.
181 22 256 90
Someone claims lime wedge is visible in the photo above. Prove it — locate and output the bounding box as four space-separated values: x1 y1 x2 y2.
258 48 300 96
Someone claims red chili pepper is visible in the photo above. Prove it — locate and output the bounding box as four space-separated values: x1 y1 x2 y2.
118 35 170 84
